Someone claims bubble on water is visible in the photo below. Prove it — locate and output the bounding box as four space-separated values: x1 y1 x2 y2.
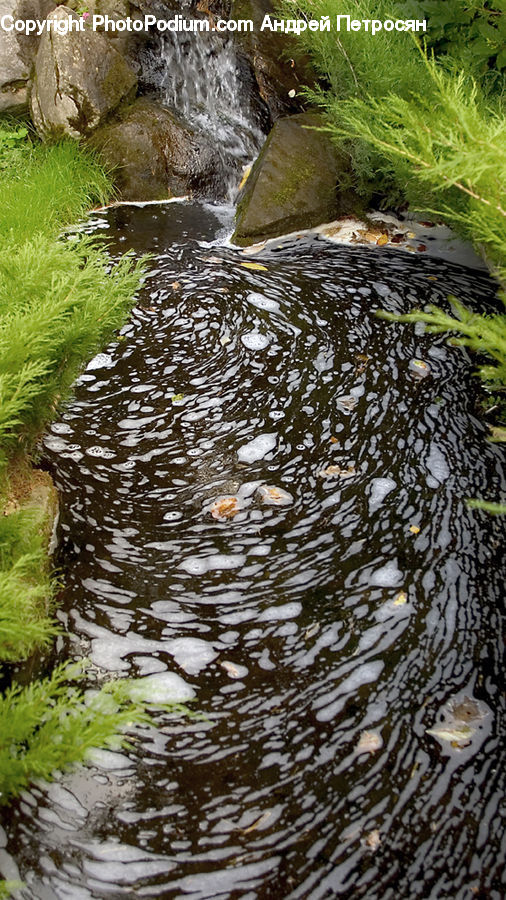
314 660 385 722
237 433 277 463
269 410 285 420
369 478 396 512
163 511 183 522
86 447 116 459
426 442 450 486
166 638 218 675
246 292 281 313
179 554 246 574
51 423 73 434
86 353 114 371
370 561 403 587
44 437 69 452
259 602 302 621
241 331 270 350
128 671 195 704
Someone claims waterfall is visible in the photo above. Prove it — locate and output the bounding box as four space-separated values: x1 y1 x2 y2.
160 28 265 199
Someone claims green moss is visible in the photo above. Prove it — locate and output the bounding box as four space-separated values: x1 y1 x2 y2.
271 157 318 206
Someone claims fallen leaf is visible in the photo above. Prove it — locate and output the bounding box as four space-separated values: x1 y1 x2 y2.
256 485 293 506
171 281 181 290
489 425 506 442
417 244 427 252
220 660 240 678
240 262 268 271
407 231 416 239
304 622 320 640
210 496 239 520
355 731 383 755
241 811 271 834
390 233 405 244
238 165 251 192
394 591 407 606
318 464 356 479
376 233 389 246
420 221 436 228
364 829 381 850
427 275 438 281
241 242 266 256
426 724 473 748
330 436 340 444
202 255 223 264
337 395 357 412
220 333 231 346
171 393 184 403
409 525 420 534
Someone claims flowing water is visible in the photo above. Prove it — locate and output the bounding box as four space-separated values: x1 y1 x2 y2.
160 29 265 199
4 203 505 899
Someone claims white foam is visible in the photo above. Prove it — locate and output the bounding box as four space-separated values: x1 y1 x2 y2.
128 671 195 704
241 331 270 350
370 561 403 587
167 637 217 675
179 553 246 574
237 433 277 463
369 478 396 512
246 292 281 313
86 353 114 371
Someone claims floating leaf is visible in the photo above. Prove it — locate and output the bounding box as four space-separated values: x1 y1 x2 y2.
426 724 473 748
364 829 381 850
355 731 383 755
304 622 320 640
336 395 357 412
171 393 184 403
318 464 356 479
376 233 389 246
220 661 240 678
407 231 416 239
240 262 268 271
489 425 506 443
210 496 239 520
330 436 340 444
417 244 427 252
241 811 271 834
220 333 231 347
256 485 293 506
409 358 430 378
171 281 181 290
394 591 407 606
409 525 420 534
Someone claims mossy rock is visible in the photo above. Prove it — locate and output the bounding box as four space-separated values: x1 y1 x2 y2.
233 112 359 245
89 97 219 200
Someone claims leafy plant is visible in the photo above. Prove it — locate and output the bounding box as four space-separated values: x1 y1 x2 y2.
399 1 506 82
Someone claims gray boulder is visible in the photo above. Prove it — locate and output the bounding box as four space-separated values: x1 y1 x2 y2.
233 112 359 246
89 97 221 201
31 6 137 138
0 0 47 112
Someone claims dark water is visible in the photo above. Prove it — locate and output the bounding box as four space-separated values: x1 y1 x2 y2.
5 203 505 899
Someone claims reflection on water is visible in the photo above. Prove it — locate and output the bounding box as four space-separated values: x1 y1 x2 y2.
5 204 505 899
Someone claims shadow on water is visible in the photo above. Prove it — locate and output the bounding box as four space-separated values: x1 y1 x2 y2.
6 203 505 899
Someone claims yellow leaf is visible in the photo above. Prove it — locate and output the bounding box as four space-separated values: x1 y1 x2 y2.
394 591 407 606
489 425 506 443
240 262 268 271
238 165 251 192
376 233 389 246
409 525 420 534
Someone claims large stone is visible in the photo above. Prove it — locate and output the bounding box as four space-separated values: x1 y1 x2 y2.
0 0 47 112
89 97 221 200
31 6 137 138
233 112 359 246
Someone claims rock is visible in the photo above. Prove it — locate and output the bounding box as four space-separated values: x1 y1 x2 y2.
0 0 47 112
233 112 359 246
31 6 137 138
89 98 221 200
231 0 315 122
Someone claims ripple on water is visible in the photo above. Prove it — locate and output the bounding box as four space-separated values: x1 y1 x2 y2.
12 202 505 900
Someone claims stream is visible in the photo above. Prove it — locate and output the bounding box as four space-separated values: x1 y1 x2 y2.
3 202 505 898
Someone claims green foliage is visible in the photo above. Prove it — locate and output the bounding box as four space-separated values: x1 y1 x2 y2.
377 296 506 388
0 507 58 661
0 122 112 244
399 1 506 82
0 121 155 807
0 235 143 468
0 882 22 899
0 662 148 803
467 498 506 513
